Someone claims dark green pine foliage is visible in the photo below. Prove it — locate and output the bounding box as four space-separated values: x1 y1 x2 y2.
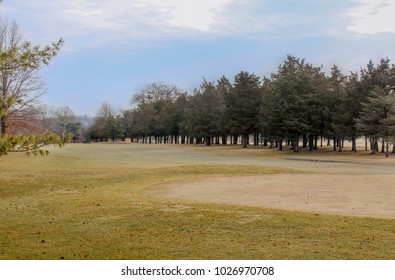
259 77 288 149
356 87 395 157
357 58 395 153
104 115 126 142
183 80 225 145
216 76 233 144
107 55 395 157
225 71 262 148
261 55 327 151
327 65 351 151
277 56 311 151
171 94 188 143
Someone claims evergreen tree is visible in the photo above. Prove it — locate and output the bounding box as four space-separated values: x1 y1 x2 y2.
328 65 350 151
225 71 261 148
356 86 395 157
183 80 225 145
131 82 185 143
357 58 395 153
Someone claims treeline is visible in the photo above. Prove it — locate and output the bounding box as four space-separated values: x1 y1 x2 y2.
86 55 395 156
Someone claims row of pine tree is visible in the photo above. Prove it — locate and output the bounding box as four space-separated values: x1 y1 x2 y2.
88 55 395 155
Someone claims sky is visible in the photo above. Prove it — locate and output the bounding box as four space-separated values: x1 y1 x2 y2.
2 0 395 115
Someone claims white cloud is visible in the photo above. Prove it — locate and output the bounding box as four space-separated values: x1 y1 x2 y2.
2 0 234 50
5 0 368 52
141 0 232 31
347 0 395 34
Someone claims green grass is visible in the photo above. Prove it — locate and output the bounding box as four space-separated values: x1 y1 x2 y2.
0 143 394 259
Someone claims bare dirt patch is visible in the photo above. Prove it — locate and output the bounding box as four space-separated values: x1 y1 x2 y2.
154 174 395 218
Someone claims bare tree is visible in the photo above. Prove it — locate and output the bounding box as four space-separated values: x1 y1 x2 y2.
0 19 63 135
132 82 184 105
35 104 56 132
96 102 116 120
53 106 80 140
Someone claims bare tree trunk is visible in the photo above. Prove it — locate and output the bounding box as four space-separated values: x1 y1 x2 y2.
352 137 357 153
365 136 368 151
294 140 300 152
333 137 337 151
370 138 379 154
254 133 259 146
263 138 268 146
385 140 390 158
337 137 342 152
1 117 6 135
242 134 248 148
309 135 313 151
232 135 238 145
205 136 211 146
303 134 308 148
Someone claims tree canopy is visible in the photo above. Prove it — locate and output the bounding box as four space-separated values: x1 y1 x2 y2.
0 19 64 135
85 56 395 157
0 15 66 156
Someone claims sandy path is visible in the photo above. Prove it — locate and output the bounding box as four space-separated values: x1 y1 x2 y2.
153 174 395 218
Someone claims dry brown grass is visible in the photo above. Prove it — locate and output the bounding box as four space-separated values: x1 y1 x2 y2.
0 143 394 259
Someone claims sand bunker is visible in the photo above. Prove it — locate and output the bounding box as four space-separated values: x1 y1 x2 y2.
154 174 395 218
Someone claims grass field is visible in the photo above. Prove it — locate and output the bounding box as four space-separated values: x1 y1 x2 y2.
0 143 394 260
